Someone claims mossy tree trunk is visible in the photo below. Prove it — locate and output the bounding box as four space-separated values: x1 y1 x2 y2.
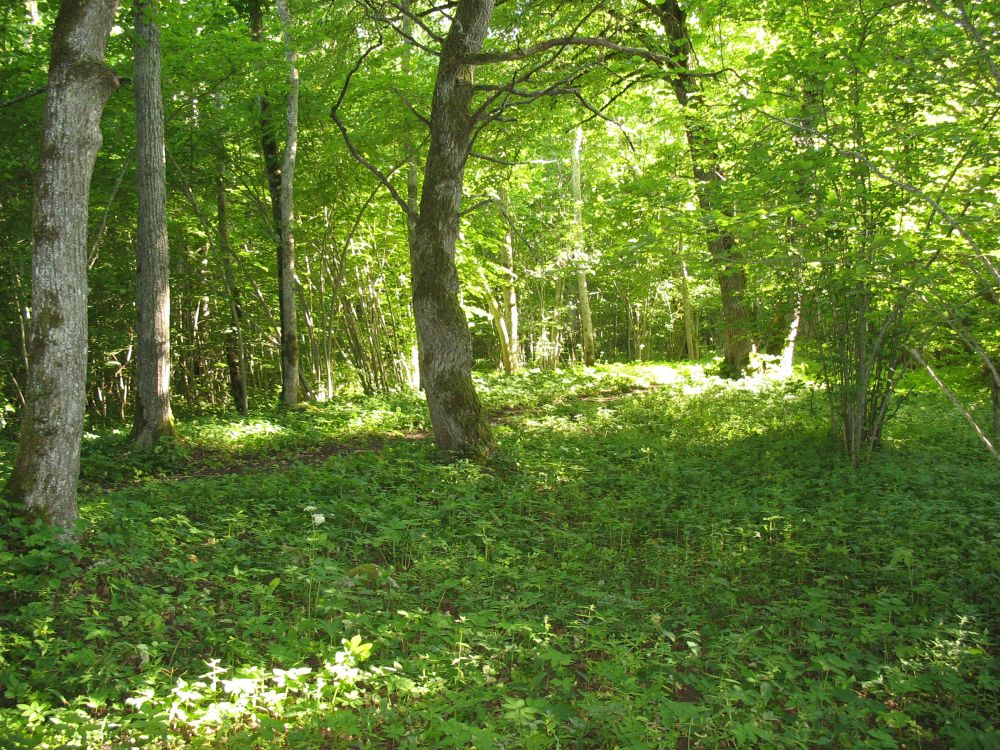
132 0 175 448
410 0 493 454
6 0 121 535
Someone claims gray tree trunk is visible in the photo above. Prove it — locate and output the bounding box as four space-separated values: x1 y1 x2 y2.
657 0 752 376
411 0 493 454
571 127 597 366
132 0 175 448
275 0 299 407
6 0 121 534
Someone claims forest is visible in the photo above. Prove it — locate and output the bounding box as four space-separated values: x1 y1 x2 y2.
1 0 999 747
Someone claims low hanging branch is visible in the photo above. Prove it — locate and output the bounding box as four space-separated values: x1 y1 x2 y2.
330 36 416 218
906 346 1000 461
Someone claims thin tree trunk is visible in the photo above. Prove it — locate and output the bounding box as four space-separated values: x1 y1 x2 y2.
7 0 120 534
571 127 597 366
656 0 751 376
498 185 520 371
680 259 698 359
214 128 248 414
778 302 801 377
248 0 292 405
478 266 513 374
132 0 175 448
410 0 493 454
553 275 565 365
275 0 299 406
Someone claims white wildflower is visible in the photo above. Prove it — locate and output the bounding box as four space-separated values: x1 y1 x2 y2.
311 513 326 526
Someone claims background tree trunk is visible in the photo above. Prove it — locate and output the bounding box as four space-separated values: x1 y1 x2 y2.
6 0 121 534
213 125 248 414
275 0 299 406
132 0 175 448
411 0 493 454
657 0 751 376
498 185 520 371
248 0 295 406
571 127 596 366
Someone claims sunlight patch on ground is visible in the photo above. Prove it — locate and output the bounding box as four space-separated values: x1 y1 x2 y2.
222 420 285 443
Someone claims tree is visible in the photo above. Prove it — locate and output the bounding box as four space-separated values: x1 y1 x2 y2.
6 0 121 533
248 0 298 407
571 126 597 365
409 0 494 452
652 0 753 376
131 0 175 448
274 0 300 407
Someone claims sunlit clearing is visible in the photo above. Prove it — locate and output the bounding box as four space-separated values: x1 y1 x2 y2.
223 420 285 442
639 364 684 385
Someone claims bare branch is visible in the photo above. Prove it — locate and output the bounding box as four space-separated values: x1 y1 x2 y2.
331 111 414 218
376 0 446 42
330 36 383 119
330 37 415 218
460 197 494 217
0 87 46 109
392 85 430 127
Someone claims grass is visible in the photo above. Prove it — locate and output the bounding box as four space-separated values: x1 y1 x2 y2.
1 362 998 749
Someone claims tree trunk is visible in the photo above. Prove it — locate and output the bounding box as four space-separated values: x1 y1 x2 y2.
498 185 520 371
656 0 751 376
680 259 698 359
571 127 597 366
214 126 249 414
275 0 299 406
131 0 175 448
6 0 120 535
478 265 513 374
410 0 493 454
248 0 295 406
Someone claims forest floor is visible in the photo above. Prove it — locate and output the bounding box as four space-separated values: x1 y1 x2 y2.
1 362 998 749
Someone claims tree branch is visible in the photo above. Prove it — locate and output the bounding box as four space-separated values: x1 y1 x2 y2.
755 107 1000 287
330 37 415 218
465 35 671 65
906 346 1000 460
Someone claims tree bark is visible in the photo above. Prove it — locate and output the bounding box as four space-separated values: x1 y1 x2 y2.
248 0 297 406
571 127 597 366
6 0 120 534
411 0 493 454
131 0 175 448
275 0 299 406
656 0 751 376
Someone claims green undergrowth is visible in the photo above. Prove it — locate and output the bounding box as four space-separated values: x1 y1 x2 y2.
1 363 998 749
0 364 665 489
